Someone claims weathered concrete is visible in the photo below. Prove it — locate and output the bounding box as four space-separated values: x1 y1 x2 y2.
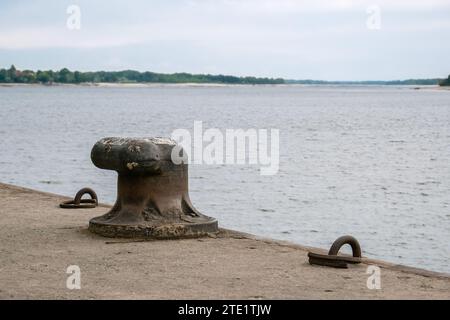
0 182 448 299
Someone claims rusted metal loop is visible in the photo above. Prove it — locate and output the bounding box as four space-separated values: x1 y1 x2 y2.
307 235 362 268
60 188 98 209
328 235 362 258
73 188 98 205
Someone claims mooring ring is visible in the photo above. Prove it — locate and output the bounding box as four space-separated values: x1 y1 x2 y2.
60 188 98 209
308 235 362 268
328 235 362 258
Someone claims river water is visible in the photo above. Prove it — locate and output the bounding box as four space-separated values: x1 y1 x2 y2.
1 85 449 273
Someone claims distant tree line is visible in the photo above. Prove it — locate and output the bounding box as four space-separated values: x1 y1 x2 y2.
0 65 284 85
286 79 443 85
439 75 450 86
1 65 447 86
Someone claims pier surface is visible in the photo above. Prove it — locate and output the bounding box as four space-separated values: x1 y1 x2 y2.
0 182 448 299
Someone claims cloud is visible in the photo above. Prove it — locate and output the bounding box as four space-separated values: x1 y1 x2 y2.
0 27 145 49
188 0 450 13
0 0 448 79
1 1 448 50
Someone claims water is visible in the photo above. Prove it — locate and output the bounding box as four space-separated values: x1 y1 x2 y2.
1 85 449 274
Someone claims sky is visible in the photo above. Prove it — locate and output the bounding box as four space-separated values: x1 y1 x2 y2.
0 0 449 81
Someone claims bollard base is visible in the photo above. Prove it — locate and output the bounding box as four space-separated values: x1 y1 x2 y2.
88 216 218 239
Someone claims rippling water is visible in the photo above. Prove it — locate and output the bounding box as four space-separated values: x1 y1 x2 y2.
0 85 449 273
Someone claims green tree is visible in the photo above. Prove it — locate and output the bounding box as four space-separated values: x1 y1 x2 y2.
21 70 36 83
58 68 74 83
0 69 8 82
74 71 84 83
37 70 51 83
7 65 17 82
439 75 450 86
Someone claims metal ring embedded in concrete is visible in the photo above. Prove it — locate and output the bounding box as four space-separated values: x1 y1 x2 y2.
328 235 362 257
308 235 362 268
60 187 98 209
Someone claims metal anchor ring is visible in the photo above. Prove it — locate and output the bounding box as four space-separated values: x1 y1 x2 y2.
308 235 362 268
60 188 98 209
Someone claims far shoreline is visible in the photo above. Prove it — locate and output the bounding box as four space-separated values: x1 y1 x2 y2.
1 82 449 90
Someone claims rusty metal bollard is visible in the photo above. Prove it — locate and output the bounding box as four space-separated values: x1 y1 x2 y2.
88 137 218 239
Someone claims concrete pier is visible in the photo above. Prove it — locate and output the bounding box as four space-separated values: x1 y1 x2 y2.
0 182 448 299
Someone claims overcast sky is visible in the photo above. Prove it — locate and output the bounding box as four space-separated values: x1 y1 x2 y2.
0 0 449 80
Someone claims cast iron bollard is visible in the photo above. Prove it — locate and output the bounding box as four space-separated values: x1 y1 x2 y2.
88 137 218 239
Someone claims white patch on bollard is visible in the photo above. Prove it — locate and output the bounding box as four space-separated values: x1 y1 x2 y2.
366 5 381 30
366 265 381 289
66 5 81 30
66 265 81 290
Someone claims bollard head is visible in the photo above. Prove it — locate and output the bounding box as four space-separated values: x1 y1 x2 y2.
91 137 177 174
88 137 218 239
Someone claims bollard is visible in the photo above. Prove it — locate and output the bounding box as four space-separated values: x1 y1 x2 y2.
88 137 218 239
